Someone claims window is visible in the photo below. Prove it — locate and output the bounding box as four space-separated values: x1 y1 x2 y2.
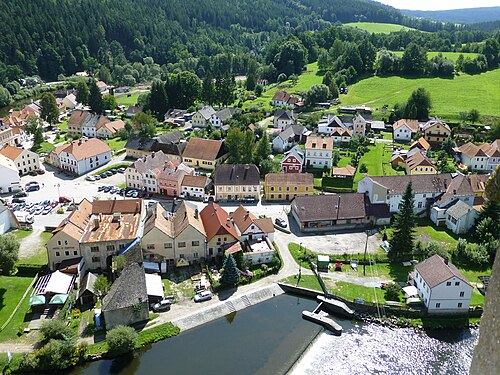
147 244 155 250
460 291 465 297
455 281 460 286
57 240 62 246
64 240 68 246
179 254 185 259
446 281 451 286
106 245 115 251
92 256 100 263
193 252 199 258
178 242 186 248
55 251 60 257
435 303 441 308
458 303 462 308
164 243 172 249
73 251 78 256
119 244 125 250
192 240 200 246
90 246 99 253
65 251 69 256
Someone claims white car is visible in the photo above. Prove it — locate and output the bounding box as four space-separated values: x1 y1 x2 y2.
194 290 213 303
85 175 96 182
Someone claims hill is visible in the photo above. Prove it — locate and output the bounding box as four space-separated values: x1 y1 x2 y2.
344 22 416 34
340 69 500 121
403 7 500 24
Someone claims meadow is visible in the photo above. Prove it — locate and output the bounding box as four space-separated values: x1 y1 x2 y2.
389 51 480 61
344 22 416 34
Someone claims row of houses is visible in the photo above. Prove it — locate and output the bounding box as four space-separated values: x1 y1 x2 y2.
393 118 451 144
46 198 275 272
454 140 500 172
67 110 125 139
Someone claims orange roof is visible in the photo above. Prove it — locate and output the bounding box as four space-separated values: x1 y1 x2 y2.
0 145 24 161
394 119 419 133
55 138 111 161
200 202 239 242
305 135 334 150
183 138 225 161
410 137 430 151
181 175 208 188
230 205 274 234
264 173 314 186
103 120 125 133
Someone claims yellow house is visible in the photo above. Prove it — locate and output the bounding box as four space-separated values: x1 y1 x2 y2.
264 173 314 201
422 119 451 144
405 151 437 175
182 138 228 170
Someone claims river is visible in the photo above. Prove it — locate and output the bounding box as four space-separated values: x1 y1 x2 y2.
70 294 478 375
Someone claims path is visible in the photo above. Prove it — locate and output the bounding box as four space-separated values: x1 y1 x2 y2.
18 229 43 258
0 343 34 354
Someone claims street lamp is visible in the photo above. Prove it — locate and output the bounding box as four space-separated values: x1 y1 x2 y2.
54 183 60 199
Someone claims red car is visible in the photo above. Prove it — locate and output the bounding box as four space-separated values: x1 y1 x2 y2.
36 169 46 175
59 196 72 203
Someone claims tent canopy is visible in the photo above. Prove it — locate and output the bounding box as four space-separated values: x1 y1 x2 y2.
49 294 69 305
29 295 46 306
145 273 164 298
402 286 419 298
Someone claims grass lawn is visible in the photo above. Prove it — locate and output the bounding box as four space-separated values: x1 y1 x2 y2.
0 276 33 341
335 262 410 282
92 162 131 175
32 141 55 154
390 51 480 62
415 218 461 248
281 274 322 292
344 22 416 34
115 92 141 106
106 138 127 152
332 281 386 304
11 229 33 241
340 68 500 122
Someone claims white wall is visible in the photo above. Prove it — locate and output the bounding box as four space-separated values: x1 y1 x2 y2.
393 125 412 142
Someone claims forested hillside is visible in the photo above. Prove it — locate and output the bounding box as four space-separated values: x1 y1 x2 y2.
0 0 474 82
403 7 500 24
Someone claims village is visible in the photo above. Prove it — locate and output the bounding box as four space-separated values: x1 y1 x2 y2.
0 75 497 367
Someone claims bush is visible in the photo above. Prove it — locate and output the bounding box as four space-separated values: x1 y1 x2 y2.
40 319 74 341
136 322 180 347
359 163 368 173
106 325 138 355
385 283 402 302
21 339 86 371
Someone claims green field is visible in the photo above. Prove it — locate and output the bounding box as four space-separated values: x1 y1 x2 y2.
389 51 480 62
116 92 141 106
341 69 500 121
345 22 416 34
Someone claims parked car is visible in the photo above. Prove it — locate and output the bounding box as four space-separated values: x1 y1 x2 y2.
194 290 213 303
241 197 256 204
42 206 52 215
274 217 287 228
131 191 139 198
36 169 45 175
380 241 391 253
41 200 51 206
94 175 101 180
85 175 96 182
50 201 59 208
14 191 28 198
103 186 113 193
110 169 118 174
152 299 172 312
28 170 38 176
105 171 113 177
25 183 40 192
12 198 26 204
99 173 107 179
59 196 72 203
117 168 126 173
34 206 44 215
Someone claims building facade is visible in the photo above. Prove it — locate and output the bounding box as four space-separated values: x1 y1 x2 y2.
264 173 313 201
214 164 261 201
305 136 334 169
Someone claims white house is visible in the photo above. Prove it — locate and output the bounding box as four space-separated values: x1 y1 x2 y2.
0 145 40 175
50 138 112 176
192 106 216 128
96 120 126 139
62 94 79 110
305 136 334 169
317 114 346 135
359 173 475 215
272 125 306 153
352 114 367 136
444 200 477 234
273 110 296 130
181 175 209 199
0 154 21 194
0 202 18 234
230 205 275 242
393 119 419 142
456 141 500 172
412 255 472 314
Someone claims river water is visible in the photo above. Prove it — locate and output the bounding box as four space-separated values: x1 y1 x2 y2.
71 294 478 375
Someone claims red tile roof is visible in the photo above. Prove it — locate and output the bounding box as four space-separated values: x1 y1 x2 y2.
200 202 239 242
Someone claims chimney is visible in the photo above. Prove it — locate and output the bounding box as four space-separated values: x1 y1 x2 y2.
194 208 199 219
444 256 449 265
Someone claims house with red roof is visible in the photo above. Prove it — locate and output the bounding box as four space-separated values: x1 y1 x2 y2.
200 202 239 258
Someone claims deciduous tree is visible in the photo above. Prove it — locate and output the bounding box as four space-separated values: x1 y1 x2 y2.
40 93 59 124
76 81 89 105
0 233 20 275
88 80 103 114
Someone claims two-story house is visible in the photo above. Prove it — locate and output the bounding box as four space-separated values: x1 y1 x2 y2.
214 164 261 202
317 114 346 135
125 133 185 161
272 124 306 153
273 110 297 129
410 255 472 314
405 151 437 175
182 138 228 170
305 136 334 169
200 202 239 258
157 161 194 197
281 145 305 173
0 145 40 175
96 120 125 139
141 201 206 267
230 205 275 242
125 151 170 191
191 106 216 128
264 173 314 201
180 175 210 199
68 110 109 138
393 119 419 142
49 138 111 175
456 141 500 172
422 118 451 144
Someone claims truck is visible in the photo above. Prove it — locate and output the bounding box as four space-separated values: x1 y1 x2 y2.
14 211 34 228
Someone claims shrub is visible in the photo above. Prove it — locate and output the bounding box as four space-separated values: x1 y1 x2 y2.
21 339 86 371
106 325 138 355
385 283 402 302
40 319 74 341
359 163 368 173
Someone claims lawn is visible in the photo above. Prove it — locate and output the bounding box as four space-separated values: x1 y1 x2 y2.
106 138 127 152
332 281 386 304
353 142 404 189
415 218 461 248
115 92 141 106
344 22 416 34
32 141 55 154
92 162 131 175
11 229 33 241
334 262 410 282
340 68 500 121
281 274 322 292
0 276 33 341
389 51 480 62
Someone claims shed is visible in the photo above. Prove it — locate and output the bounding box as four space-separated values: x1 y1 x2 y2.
78 272 98 305
317 255 330 271
145 273 165 303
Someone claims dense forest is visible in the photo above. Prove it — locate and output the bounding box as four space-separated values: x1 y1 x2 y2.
0 0 488 84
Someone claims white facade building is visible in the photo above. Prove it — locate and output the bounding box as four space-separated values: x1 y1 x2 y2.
0 154 21 194
412 255 472 314
305 136 334 169
0 145 40 175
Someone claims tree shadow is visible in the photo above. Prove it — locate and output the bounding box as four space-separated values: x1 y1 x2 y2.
0 289 5 313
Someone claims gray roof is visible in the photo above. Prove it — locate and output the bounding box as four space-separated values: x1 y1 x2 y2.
274 109 295 121
370 121 385 130
102 263 148 312
278 124 305 141
368 173 463 195
446 200 473 220
214 164 260 186
156 130 183 144
292 194 366 222
319 114 345 128
415 254 471 288
198 106 216 120
126 136 185 156
125 137 156 151
78 272 97 299
216 107 236 122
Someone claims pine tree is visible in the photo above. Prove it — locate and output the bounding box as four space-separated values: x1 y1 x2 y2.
76 81 89 105
254 131 271 165
389 182 416 259
88 80 103 114
149 81 168 120
241 130 255 164
201 73 215 105
220 254 240 286
40 92 59 124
